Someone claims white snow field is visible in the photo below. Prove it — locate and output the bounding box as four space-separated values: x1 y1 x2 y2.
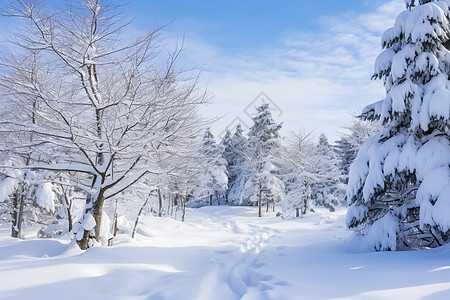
1 206 449 300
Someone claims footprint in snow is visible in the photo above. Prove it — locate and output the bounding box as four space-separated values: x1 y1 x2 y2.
274 281 290 287
252 262 265 269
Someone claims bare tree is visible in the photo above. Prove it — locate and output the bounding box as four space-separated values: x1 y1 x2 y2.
0 0 207 249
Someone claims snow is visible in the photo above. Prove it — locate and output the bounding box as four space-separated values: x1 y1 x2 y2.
415 136 449 181
417 166 450 226
363 212 399 251
82 213 97 231
100 211 111 247
1 206 450 299
374 48 395 77
391 44 417 81
433 186 450 231
34 183 55 213
405 2 449 44
0 177 17 203
422 75 450 125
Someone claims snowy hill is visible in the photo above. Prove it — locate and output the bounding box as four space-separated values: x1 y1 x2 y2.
1 206 449 300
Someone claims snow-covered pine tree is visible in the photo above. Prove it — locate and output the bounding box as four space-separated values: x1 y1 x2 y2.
334 118 380 183
197 128 228 206
347 0 450 250
280 131 316 218
311 134 345 212
227 124 251 204
220 130 233 203
334 137 354 180
244 104 285 217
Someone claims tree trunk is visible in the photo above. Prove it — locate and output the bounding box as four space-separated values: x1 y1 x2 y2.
11 183 25 238
167 194 171 215
266 199 269 212
217 192 220 206
11 192 19 238
92 189 105 242
209 194 212 206
258 188 262 218
296 207 300 218
77 107 106 250
78 229 91 250
109 199 119 246
302 199 307 215
132 197 149 238
16 194 25 238
67 201 73 232
182 196 186 222
60 184 73 232
174 194 179 207
158 188 163 217
77 187 105 250
113 200 118 237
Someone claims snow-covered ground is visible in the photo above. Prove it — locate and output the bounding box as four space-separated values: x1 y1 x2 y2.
1 206 449 300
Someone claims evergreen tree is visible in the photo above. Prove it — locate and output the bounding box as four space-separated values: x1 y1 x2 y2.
310 134 345 212
347 0 450 250
280 131 316 218
243 104 285 216
197 128 228 206
334 119 380 183
334 137 354 179
220 130 233 203
227 124 251 204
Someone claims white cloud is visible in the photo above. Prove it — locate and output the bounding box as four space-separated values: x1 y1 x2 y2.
184 1 404 142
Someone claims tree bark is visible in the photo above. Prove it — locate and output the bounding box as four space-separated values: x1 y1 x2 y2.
296 207 300 218
131 197 149 238
67 201 73 232
258 186 262 218
158 188 163 217
11 192 19 238
113 200 118 237
78 230 91 250
209 194 212 206
60 184 73 232
92 189 105 242
77 187 105 250
16 194 24 238
11 183 25 238
167 195 171 215
181 196 186 222
109 199 119 246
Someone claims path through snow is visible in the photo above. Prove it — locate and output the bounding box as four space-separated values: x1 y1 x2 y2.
0 206 449 299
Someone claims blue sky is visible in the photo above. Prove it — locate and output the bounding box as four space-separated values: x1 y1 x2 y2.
131 0 394 55
0 0 406 142
125 0 404 142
